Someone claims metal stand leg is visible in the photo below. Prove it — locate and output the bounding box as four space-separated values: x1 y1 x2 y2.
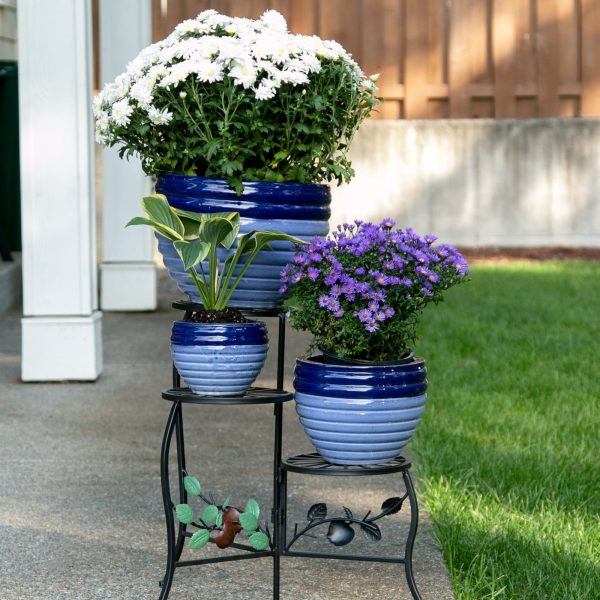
272 314 286 600
159 402 180 600
174 405 187 561
403 470 423 600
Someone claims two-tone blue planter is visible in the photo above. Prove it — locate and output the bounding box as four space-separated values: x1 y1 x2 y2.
171 321 268 396
155 175 331 309
294 355 428 465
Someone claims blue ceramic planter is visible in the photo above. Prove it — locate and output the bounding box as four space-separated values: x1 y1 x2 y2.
155 174 331 308
294 355 428 465
171 320 268 396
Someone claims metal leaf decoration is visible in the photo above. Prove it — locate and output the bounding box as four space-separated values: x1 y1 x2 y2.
189 529 210 550
381 496 404 516
360 521 382 542
239 512 259 532
307 503 327 521
249 531 270 551
183 475 201 496
326 521 355 546
201 504 219 525
343 506 353 520
175 503 194 525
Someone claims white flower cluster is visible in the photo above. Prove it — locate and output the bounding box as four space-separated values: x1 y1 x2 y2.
94 9 368 144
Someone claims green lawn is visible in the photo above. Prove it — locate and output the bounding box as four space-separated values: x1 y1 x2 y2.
413 261 600 600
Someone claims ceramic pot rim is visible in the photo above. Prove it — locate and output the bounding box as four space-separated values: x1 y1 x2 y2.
157 172 331 193
297 354 425 371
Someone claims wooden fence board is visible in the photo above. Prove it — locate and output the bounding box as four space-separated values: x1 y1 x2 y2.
139 0 595 118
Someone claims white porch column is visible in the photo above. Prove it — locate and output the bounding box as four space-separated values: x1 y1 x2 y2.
19 0 102 381
99 0 156 311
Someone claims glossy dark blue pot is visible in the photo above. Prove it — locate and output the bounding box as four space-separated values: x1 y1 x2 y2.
171 320 268 396
294 355 428 465
155 174 331 308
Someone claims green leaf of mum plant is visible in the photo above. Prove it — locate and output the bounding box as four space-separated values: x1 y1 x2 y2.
189 529 210 550
244 498 260 519
249 531 270 551
201 504 219 525
183 475 201 497
239 512 258 532
175 504 194 524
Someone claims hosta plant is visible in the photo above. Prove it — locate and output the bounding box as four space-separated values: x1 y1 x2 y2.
93 9 380 192
127 194 304 310
282 219 469 361
175 473 270 551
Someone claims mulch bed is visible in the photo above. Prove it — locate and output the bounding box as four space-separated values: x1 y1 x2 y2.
458 246 600 264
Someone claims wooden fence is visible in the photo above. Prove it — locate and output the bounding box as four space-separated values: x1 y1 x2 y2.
146 0 600 119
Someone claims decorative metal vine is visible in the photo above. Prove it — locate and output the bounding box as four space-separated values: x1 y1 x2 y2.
174 471 272 552
286 494 408 550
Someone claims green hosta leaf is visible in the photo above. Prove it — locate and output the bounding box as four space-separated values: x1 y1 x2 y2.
252 232 306 253
172 207 204 222
220 215 241 250
201 504 219 525
189 529 210 550
199 217 236 247
215 510 223 528
183 475 201 497
174 240 210 271
239 512 258 532
141 195 184 240
244 498 260 519
125 217 180 242
249 531 270 551
175 504 194 524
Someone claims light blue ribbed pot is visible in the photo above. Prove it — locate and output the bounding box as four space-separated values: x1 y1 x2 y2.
156 174 331 309
171 321 268 396
294 355 428 465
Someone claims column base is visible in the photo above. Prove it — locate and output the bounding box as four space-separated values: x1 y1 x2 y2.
100 262 157 311
21 311 103 381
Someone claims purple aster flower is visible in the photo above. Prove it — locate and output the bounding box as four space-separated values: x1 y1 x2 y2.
329 284 342 297
383 306 395 317
380 218 396 229
365 320 380 333
279 284 288 294
357 308 372 323
367 300 379 312
327 298 341 312
309 252 323 263
401 277 412 286
355 267 366 276
318 295 330 308
324 273 338 286
424 234 438 244
291 272 302 284
375 311 386 322
307 267 320 281
333 308 345 318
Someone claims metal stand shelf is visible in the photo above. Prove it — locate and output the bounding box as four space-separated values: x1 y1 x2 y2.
158 303 422 599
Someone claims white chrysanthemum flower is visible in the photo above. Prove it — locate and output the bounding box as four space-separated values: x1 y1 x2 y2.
260 10 288 33
216 37 246 61
197 35 221 59
147 106 173 125
197 60 224 83
196 9 218 21
130 77 154 107
175 38 202 60
159 60 196 87
279 69 309 86
230 59 258 89
255 79 276 100
111 99 133 126
175 19 199 35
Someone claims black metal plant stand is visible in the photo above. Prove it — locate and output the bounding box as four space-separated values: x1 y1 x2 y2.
158 301 423 600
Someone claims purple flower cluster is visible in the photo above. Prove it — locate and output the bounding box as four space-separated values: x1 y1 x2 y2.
281 219 469 334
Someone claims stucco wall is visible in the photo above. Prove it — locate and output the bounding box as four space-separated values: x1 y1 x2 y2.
0 0 17 60
331 120 600 247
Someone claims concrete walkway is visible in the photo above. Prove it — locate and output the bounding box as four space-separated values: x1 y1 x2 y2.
0 274 454 600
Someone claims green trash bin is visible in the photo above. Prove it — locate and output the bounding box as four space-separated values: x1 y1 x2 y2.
0 60 21 256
